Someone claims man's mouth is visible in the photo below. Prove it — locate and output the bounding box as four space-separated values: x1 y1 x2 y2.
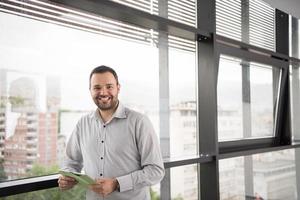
98 96 111 101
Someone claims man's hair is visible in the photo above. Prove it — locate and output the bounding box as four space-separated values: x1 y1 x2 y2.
89 65 119 88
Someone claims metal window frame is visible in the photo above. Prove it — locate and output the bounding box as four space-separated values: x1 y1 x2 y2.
50 0 210 40
0 0 300 199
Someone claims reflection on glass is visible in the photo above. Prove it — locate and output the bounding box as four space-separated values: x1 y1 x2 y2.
171 164 198 200
217 55 278 141
219 149 298 200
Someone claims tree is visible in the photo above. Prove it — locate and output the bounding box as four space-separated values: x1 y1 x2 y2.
3 164 86 200
0 158 7 181
150 187 160 200
27 163 59 177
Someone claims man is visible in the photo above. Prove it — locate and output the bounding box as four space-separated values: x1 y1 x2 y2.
58 65 165 200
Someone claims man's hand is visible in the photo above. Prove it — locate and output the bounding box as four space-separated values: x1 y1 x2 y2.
58 175 77 190
89 178 119 197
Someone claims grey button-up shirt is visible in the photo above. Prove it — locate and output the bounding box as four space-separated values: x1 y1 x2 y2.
62 102 165 200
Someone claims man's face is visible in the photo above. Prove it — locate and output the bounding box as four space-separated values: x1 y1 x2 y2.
90 72 120 111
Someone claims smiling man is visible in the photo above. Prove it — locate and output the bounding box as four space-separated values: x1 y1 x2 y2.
58 65 165 200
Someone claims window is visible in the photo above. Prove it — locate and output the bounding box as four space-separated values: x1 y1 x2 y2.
171 164 199 200
110 0 197 27
0 1 197 182
217 55 280 141
216 0 275 51
219 149 298 200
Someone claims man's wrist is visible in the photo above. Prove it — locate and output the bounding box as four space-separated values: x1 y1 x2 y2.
114 178 120 191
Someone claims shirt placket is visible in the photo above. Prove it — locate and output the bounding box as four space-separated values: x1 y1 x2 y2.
99 122 106 178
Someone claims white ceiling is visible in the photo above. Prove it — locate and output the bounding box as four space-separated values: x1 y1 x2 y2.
263 0 300 19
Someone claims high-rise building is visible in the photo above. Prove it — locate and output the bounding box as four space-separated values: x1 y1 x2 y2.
1 69 60 179
170 101 197 200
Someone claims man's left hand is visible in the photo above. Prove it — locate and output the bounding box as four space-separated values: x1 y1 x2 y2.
89 178 119 197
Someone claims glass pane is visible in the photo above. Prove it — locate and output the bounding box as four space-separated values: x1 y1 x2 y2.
0 11 158 180
171 164 198 200
290 17 300 59
290 63 300 141
217 56 243 141
219 149 298 200
219 157 245 199
169 47 197 159
217 55 279 141
249 62 274 137
0 6 197 182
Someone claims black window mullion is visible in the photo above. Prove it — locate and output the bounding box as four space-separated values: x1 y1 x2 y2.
197 0 219 199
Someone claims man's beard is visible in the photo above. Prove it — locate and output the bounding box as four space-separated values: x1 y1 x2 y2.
94 95 118 111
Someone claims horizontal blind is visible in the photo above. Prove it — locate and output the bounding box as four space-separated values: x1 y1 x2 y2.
169 35 196 52
216 0 275 51
0 0 195 53
0 0 158 45
249 0 275 51
111 0 196 27
216 0 242 41
112 0 159 14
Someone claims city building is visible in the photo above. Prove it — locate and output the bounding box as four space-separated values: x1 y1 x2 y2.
0 69 60 179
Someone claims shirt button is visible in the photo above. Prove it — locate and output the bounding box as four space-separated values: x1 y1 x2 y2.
101 157 103 160
101 140 104 143
100 173 103 176
103 125 106 128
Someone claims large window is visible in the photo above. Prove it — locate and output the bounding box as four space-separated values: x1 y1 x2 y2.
0 1 197 187
219 149 298 200
1 0 299 200
217 55 279 141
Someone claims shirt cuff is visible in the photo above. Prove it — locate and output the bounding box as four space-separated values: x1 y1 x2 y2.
116 174 133 192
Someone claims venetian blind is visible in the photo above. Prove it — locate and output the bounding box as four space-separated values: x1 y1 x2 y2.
216 0 275 51
0 0 195 52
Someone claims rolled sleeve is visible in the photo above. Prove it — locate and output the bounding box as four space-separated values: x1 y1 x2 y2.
116 174 133 192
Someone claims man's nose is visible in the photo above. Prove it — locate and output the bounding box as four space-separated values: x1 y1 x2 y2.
99 88 108 95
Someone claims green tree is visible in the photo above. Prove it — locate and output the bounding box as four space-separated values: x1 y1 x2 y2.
172 194 184 200
3 164 86 200
150 187 160 200
27 163 59 177
0 158 7 181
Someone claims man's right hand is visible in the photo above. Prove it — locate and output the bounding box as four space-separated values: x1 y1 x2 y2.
58 175 77 190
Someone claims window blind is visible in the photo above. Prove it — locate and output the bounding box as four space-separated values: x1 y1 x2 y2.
216 0 275 51
0 0 195 52
112 0 196 27
249 0 275 51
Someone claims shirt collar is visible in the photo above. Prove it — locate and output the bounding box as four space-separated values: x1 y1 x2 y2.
113 102 127 119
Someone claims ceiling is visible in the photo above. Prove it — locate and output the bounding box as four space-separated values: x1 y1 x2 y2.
263 0 300 19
